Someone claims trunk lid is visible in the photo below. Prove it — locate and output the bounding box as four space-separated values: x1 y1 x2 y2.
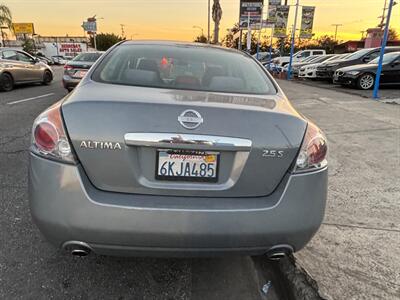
62 82 306 197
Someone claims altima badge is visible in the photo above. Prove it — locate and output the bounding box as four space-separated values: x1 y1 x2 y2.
178 109 203 129
80 140 122 150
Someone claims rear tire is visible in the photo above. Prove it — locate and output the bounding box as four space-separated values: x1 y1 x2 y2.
357 73 375 90
42 70 53 85
0 73 14 92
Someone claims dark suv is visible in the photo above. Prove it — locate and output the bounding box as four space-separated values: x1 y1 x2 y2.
316 46 400 80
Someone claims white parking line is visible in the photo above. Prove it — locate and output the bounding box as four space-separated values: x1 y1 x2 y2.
7 93 55 105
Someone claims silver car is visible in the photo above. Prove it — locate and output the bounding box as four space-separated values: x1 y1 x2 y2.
0 48 53 91
29 41 328 258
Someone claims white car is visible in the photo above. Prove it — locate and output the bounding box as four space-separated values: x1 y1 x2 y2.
299 54 348 79
274 49 326 67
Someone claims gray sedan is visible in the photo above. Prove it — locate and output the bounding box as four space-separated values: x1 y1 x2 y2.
29 41 328 258
0 48 53 91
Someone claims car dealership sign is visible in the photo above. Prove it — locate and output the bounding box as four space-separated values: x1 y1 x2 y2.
239 0 264 29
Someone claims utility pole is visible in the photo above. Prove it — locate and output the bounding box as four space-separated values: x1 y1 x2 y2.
120 24 125 39
332 24 342 41
379 0 388 28
287 0 300 80
208 0 211 43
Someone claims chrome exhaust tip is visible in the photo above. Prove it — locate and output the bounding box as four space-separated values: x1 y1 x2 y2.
265 245 293 261
62 241 92 257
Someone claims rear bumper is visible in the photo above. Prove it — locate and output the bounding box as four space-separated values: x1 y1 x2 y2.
62 75 81 90
29 153 327 257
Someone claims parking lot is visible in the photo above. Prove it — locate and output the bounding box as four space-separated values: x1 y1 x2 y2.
0 66 399 299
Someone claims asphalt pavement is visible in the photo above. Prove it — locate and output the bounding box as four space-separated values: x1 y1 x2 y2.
0 67 288 300
277 79 400 299
2 66 398 300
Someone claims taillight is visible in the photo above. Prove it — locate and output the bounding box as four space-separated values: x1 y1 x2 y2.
64 65 73 70
31 101 76 163
294 122 327 173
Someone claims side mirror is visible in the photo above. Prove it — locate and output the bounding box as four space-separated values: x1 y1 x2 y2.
363 56 371 63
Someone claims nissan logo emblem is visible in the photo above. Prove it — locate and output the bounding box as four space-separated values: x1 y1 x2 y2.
178 109 203 130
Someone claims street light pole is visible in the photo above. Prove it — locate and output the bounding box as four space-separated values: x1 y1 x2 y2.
193 25 204 37
332 24 343 41
373 0 395 99
208 0 211 43
287 0 300 80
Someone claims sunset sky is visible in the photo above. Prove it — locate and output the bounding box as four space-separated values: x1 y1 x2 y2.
5 0 400 42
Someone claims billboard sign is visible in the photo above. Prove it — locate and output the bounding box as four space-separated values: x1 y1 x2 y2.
266 0 281 24
12 23 34 34
239 0 264 29
273 5 289 37
82 21 97 32
300 6 316 39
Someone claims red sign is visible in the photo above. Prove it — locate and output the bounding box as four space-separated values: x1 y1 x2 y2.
59 43 83 54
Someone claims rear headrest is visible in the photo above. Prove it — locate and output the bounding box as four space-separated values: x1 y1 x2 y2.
202 66 225 87
208 76 245 92
137 59 159 72
121 69 160 85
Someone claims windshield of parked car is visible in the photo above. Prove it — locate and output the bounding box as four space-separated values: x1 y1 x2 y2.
369 52 400 64
73 52 103 62
344 48 373 60
92 44 276 95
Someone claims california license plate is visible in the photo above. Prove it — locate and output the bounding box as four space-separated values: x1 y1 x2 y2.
156 150 219 182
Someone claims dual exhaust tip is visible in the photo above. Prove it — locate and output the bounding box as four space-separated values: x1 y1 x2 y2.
62 241 293 259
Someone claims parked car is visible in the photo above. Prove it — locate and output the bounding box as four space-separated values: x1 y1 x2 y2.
333 51 400 90
299 54 350 79
29 41 328 258
51 55 68 65
62 51 104 91
316 46 400 81
0 48 53 91
253 51 280 64
274 49 326 67
33 54 53 65
291 55 335 77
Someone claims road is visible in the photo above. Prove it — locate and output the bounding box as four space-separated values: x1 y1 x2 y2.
277 79 400 299
2 66 398 300
0 67 287 300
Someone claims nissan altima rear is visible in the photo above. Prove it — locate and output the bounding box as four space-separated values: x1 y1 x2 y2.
29 41 328 257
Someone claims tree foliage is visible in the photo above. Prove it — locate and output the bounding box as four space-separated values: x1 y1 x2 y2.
22 39 35 54
90 33 124 51
388 28 399 41
0 4 12 31
194 34 208 43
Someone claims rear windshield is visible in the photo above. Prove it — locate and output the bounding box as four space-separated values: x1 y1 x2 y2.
73 52 103 62
92 44 276 95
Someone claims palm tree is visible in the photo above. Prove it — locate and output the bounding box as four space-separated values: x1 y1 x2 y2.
212 0 222 44
0 4 13 46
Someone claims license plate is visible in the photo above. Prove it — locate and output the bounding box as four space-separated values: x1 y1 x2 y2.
156 150 219 182
73 70 87 78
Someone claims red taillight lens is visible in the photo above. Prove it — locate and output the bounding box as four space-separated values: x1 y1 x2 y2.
64 65 73 70
31 101 76 163
295 122 327 173
34 122 58 151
